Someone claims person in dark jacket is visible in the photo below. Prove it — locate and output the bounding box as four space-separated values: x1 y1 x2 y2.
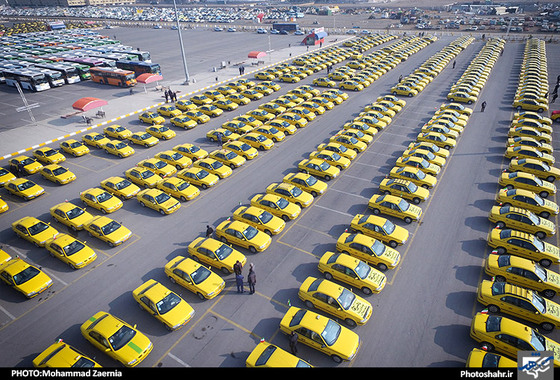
247 263 256 294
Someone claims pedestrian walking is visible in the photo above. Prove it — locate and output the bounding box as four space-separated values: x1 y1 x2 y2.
205 225 213 238
398 75 403 82
552 93 558 103
216 131 223 146
247 263 256 294
233 260 243 276
236 273 244 293
452 60 456 69
289 331 298 355
481 101 487 112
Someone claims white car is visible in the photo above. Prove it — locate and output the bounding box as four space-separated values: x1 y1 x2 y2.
257 28 267 34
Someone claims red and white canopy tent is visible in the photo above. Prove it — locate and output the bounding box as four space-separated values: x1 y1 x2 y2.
137 73 164 92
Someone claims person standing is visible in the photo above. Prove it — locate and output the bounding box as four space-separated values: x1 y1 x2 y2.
552 93 558 103
236 273 244 293
164 90 169 103
452 60 456 69
247 263 256 294
289 331 298 355
233 260 243 276
481 101 487 112
205 225 213 238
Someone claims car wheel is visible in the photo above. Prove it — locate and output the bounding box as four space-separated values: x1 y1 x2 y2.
538 108 544 113
361 287 372 295
281 215 290 222
249 246 257 254
180 196 187 202
539 191 549 198
159 209 166 215
408 93 413 97
536 231 547 239
220 236 228 244
496 247 507 254
377 263 388 272
412 197 421 204
467 100 472 105
230 164 236 170
388 241 398 248
197 292 206 300
304 300 314 309
542 289 556 299
345 318 357 328
496 221 506 229
311 191 318 197
354 88 359 92
372 208 380 215
331 355 343 363
488 304 500 313
494 275 506 283
324 175 331 181
392 91 397 96
221 267 230 275
546 176 556 182
324 272 334 281
540 259 552 268
539 211 550 218
541 322 555 332
202 184 208 189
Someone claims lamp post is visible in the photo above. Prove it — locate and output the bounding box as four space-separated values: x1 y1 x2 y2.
173 0 190 84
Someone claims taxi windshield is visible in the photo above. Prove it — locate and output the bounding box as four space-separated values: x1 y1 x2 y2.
338 288 356 310
156 292 182 314
321 319 342 347
190 265 212 285
108 325 136 351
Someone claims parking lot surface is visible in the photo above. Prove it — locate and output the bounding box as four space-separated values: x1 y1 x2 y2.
0 27 558 369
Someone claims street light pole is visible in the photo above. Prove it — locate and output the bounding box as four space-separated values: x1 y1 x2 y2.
173 0 190 84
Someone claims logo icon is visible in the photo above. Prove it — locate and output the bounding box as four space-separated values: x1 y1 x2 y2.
518 351 554 380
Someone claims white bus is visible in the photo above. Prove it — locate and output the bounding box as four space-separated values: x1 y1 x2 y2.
3 69 51 92
33 67 65 87
34 63 81 84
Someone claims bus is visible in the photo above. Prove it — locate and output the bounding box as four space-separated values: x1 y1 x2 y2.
2 68 51 92
89 67 136 87
63 57 115 68
109 48 151 63
115 60 161 77
32 67 65 87
65 62 91 81
34 62 81 84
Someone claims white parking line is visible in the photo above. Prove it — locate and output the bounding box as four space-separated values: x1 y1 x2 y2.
168 353 191 367
314 204 353 217
10 246 68 287
0 304 15 321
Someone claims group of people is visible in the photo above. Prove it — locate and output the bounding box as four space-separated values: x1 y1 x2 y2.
164 88 178 103
204 225 257 294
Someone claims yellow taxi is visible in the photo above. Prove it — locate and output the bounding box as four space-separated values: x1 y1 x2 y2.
132 279 194 331
248 109 275 123
101 140 135 158
279 306 360 363
45 233 97 269
298 276 372 327
138 111 165 125
470 312 560 366
125 166 163 188
258 102 285 115
39 164 76 185
508 126 551 144
298 158 340 181
378 177 429 204
0 197 8 214
416 131 456 150
430 114 467 129
128 131 159 148
377 94 406 108
489 205 555 239
487 228 559 268
309 150 351 170
49 202 93 231
309 96 334 111
505 145 555 165
513 111 552 126
184 110 211 124
241 89 264 100
266 120 297 135
12 216 58 247
368 194 422 224
5 177 44 201
313 77 336 88
175 99 197 111
299 101 325 115
216 85 236 96
250 193 301 222
439 102 473 117
336 232 401 271
9 155 43 175
407 141 450 159
319 251 386 295
59 139 90 157
347 118 383 134
188 237 247 274
209 149 246 169
157 104 182 117
80 187 123 214
173 143 208 161
155 150 192 170
499 171 556 198
33 147 65 164
266 182 314 208
137 158 177 178
421 123 460 139
246 341 312 368
289 88 313 100
282 172 328 197
389 166 437 190
33 340 101 368
214 99 239 111
317 142 357 161
447 91 477 104
509 158 560 183
104 125 132 140
339 80 364 91
146 124 176 140
80 311 153 367
289 106 316 122
199 104 224 118
193 158 232 179
329 134 367 153
485 254 560 299
465 348 516 368
165 256 225 300
170 115 197 129
137 188 181 215
477 280 560 332
496 188 558 219
232 205 285 236
507 137 553 155
191 94 212 105
251 125 285 143
0 256 52 298
337 129 374 145
206 128 241 143
401 147 446 167
321 91 344 105
350 213 409 248
253 84 274 96
223 141 259 160
227 93 251 105
395 155 440 177
261 81 281 92
157 177 200 201
177 167 219 189
513 98 548 113
203 90 225 101
215 220 272 253
222 120 253 135
83 216 132 247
